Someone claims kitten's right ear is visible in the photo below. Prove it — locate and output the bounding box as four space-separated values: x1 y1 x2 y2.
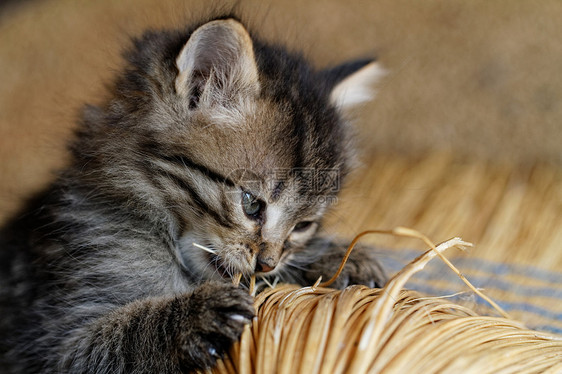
175 19 260 109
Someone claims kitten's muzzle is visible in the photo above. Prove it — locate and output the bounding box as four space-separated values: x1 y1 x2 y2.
253 242 281 274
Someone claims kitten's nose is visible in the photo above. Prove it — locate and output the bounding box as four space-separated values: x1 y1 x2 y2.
255 258 276 273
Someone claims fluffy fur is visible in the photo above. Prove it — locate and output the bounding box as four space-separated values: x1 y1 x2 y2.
0 16 385 373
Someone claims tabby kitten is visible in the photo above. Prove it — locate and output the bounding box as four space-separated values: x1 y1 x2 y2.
0 17 385 373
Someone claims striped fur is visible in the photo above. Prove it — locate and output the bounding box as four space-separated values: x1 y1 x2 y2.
0 17 385 373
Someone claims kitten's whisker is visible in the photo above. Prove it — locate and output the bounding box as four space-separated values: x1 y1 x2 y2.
278 268 293 285
193 242 216 255
260 276 275 289
283 261 309 272
241 273 253 291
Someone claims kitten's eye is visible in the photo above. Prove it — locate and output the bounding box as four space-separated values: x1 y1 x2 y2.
242 192 264 219
293 221 314 232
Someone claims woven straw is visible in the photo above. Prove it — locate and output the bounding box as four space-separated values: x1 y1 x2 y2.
204 231 562 374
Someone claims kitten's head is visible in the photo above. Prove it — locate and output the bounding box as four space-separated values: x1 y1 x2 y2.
77 18 383 281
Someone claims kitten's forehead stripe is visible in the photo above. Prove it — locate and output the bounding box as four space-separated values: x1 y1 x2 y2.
270 181 284 202
289 111 307 169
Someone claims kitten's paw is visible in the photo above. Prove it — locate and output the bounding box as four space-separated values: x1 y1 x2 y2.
175 281 254 370
306 242 387 290
330 250 387 289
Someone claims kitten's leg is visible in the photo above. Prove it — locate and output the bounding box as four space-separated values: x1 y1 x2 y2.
286 236 387 289
60 281 254 373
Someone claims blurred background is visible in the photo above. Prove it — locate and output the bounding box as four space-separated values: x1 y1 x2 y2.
0 0 560 275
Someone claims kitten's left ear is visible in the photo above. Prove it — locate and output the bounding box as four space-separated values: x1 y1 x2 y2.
324 59 386 111
175 18 260 107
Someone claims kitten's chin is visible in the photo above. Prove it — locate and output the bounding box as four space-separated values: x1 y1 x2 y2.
208 253 241 280
177 233 245 280
198 250 255 282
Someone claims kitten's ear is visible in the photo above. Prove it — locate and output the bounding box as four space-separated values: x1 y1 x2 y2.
175 19 260 107
325 59 385 111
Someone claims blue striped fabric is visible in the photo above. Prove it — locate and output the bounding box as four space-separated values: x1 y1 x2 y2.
376 248 562 335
